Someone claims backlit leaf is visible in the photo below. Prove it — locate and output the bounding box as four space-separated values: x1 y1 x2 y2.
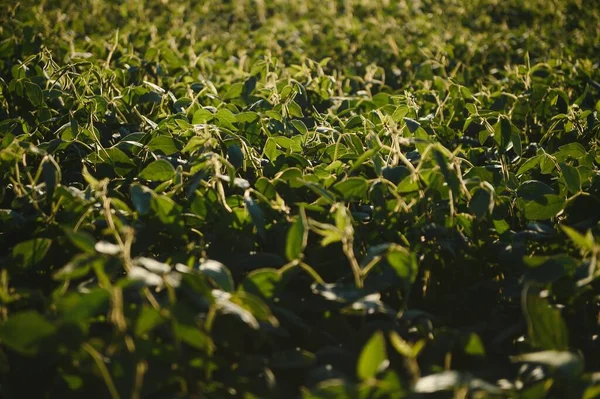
357 331 388 380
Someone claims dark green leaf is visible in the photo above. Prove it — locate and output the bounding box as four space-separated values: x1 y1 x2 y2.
227 144 244 170
524 287 569 350
130 183 153 215
244 193 266 240
64 229 95 254
518 180 555 200
24 81 43 106
524 194 565 220
135 306 165 336
0 311 56 355
493 117 512 152
469 187 493 218
404 117 420 133
12 238 52 269
332 177 368 200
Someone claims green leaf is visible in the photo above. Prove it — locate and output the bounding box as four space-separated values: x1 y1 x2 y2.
463 333 485 356
540 154 556 174
233 292 278 326
392 106 409 122
135 306 165 337
332 177 368 200
492 218 510 234
555 142 587 160
265 109 283 122
42 159 58 205
58 289 109 324
276 167 304 188
385 248 418 293
382 166 410 185
523 255 578 284
302 181 336 204
150 194 181 225
130 183 154 215
24 81 43 107
524 287 569 350
64 229 95 254
357 331 388 380
227 144 244 170
524 194 565 220
291 120 308 135
173 321 212 350
182 136 207 154
561 225 595 252
272 136 302 153
53 253 98 280
264 137 282 161
240 268 281 300
349 147 379 172
433 149 460 197
212 291 261 329
560 163 581 194
64 118 78 141
403 117 420 133
0 311 56 355
12 238 52 269
244 193 266 240
198 259 234 292
223 82 244 100
192 108 214 124
287 100 304 117
511 132 523 157
286 208 308 261
215 108 237 130
517 155 542 175
87 147 136 177
139 159 176 181
518 180 555 200
397 175 420 193
469 187 494 218
493 117 512 152
236 111 258 123
478 128 492 145
147 136 181 155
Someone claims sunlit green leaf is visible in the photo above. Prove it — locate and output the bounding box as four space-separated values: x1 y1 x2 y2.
139 159 176 181
357 331 388 380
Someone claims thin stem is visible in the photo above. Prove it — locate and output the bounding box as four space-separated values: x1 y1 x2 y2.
82 343 121 399
343 237 363 289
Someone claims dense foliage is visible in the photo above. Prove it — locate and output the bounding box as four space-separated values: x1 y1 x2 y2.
1 0 600 397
